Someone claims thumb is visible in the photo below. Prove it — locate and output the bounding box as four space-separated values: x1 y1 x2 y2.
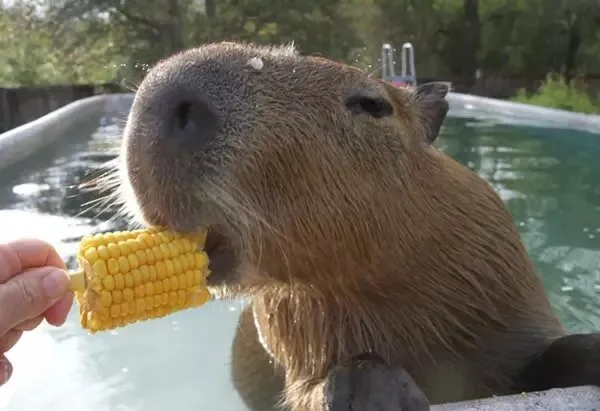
0 267 70 336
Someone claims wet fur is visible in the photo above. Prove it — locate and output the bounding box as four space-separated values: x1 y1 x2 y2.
106 42 598 410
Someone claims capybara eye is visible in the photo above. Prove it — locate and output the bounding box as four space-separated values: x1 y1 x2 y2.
345 94 394 118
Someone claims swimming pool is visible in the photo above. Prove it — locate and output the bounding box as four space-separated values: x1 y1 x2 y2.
1 113 600 411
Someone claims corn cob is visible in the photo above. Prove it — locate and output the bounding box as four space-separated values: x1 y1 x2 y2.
69 227 212 333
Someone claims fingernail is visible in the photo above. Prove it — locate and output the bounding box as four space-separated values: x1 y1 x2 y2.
42 269 69 299
0 360 11 385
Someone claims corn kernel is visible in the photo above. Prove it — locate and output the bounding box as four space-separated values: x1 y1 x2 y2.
97 245 110 260
118 256 130 273
123 288 134 302
170 276 179 290
146 248 156 265
108 243 120 258
165 260 175 277
186 270 195 286
107 258 120 275
114 273 125 290
136 250 147 265
173 259 183 275
163 278 171 292
140 265 150 282
118 241 130 256
160 244 171 259
145 282 154 296
128 254 139 270
152 246 162 261
112 290 123 304
134 285 145 298
84 247 99 264
156 261 167 280
149 266 157 281
102 275 115 291
127 239 140 253
138 233 153 248
160 293 169 305
132 269 142 286
186 254 195 269
124 273 134 288
178 274 187 289
100 291 112 307
92 260 108 278
168 242 179 258
110 305 120 318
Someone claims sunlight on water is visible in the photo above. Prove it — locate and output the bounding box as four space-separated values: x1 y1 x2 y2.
1 114 600 410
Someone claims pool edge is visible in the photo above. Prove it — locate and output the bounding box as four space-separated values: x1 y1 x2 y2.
0 93 134 172
433 386 600 411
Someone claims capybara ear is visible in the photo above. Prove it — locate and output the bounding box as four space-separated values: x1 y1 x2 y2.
410 82 451 144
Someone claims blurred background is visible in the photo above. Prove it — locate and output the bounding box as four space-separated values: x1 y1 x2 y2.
2 0 600 120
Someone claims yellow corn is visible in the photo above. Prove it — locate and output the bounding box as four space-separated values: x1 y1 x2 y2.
69 227 212 333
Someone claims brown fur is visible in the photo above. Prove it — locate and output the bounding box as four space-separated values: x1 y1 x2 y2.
109 41 566 410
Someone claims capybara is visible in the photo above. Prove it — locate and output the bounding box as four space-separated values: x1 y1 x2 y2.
107 42 600 411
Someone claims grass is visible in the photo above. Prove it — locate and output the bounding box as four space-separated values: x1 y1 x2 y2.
511 73 600 115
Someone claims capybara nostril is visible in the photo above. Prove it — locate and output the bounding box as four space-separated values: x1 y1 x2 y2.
172 99 219 145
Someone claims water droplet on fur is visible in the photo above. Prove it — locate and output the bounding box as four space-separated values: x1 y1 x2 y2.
247 57 264 71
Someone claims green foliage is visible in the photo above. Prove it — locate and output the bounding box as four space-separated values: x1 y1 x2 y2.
511 74 600 114
1 0 600 114
0 3 123 86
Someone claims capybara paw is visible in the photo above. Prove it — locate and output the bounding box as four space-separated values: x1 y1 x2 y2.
322 353 431 411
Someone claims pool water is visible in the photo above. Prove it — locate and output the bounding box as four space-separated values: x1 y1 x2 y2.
1 115 600 410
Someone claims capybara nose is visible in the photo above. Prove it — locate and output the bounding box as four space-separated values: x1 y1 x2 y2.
171 98 219 147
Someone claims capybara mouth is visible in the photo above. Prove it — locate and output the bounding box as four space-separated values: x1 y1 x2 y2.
203 228 238 291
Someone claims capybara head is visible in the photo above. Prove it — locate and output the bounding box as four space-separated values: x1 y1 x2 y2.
113 42 540 311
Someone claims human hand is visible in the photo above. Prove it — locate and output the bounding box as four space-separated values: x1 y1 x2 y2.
0 239 73 387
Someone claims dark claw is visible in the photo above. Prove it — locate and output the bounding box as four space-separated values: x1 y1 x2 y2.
323 353 430 411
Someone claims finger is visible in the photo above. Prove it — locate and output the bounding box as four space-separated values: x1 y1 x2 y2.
0 238 66 284
0 354 13 386
14 315 43 331
0 329 22 353
0 266 70 336
44 293 75 327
